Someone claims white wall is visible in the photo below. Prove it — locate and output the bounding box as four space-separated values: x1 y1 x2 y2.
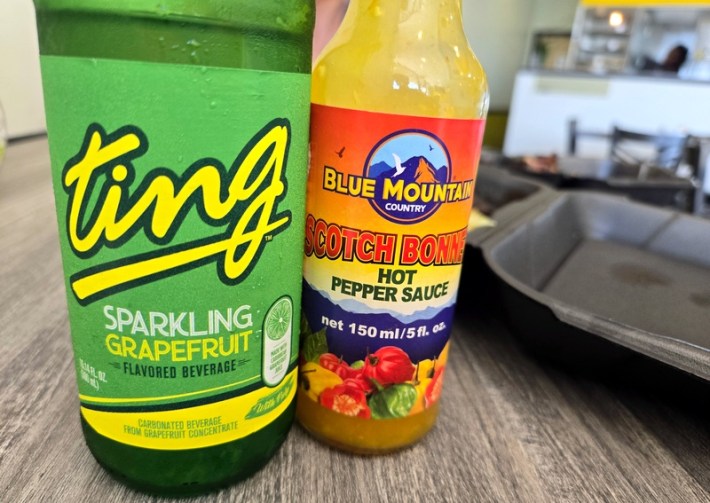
462 0 535 111
0 0 581 137
528 0 578 32
462 0 578 110
504 71 710 157
0 0 45 139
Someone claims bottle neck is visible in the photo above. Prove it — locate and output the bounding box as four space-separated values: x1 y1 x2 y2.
313 0 487 119
341 0 465 42
347 0 463 15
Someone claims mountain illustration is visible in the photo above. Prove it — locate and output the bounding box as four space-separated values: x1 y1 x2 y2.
371 155 447 184
414 157 437 183
369 160 393 178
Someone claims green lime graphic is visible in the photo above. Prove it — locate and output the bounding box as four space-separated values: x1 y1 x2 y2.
264 296 292 341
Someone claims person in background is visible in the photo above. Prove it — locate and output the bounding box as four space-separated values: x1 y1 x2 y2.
313 0 349 63
641 44 689 74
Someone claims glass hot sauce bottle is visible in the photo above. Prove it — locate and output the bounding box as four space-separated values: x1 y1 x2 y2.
298 0 489 453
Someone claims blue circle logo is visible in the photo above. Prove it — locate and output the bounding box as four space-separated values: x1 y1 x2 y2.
364 130 451 224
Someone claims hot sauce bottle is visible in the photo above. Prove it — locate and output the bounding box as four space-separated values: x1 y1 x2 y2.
298 0 489 452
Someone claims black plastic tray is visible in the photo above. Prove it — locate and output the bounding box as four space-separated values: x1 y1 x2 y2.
462 167 553 312
474 190 710 380
470 165 552 244
504 157 695 212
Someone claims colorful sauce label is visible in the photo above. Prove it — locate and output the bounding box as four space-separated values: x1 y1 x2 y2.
40 56 310 449
300 105 484 419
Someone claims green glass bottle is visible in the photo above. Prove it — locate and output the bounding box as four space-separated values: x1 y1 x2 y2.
34 0 313 495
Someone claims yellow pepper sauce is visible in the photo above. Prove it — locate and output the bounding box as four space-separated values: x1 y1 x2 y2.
298 0 488 452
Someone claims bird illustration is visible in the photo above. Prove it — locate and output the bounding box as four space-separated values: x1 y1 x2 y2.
428 144 434 151
336 147 345 158
392 153 406 177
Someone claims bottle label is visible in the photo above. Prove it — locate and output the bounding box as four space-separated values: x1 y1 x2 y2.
301 104 484 419
40 56 310 449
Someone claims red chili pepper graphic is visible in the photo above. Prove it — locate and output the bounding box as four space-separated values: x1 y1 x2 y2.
319 383 371 419
319 353 360 380
342 376 374 394
425 366 445 408
363 346 415 385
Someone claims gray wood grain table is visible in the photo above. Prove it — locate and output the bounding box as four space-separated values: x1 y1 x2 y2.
2 138 709 503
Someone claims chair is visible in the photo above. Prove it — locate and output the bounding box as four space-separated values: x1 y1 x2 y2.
686 135 710 215
567 119 612 156
610 126 689 173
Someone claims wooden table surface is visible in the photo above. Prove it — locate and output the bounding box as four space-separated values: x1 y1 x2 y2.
1 138 709 503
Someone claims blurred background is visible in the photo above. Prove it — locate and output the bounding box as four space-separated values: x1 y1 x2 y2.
0 0 581 141
2 0 710 210
4 1 709 139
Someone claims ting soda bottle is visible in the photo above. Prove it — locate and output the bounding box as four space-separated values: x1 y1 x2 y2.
34 0 314 494
298 0 488 452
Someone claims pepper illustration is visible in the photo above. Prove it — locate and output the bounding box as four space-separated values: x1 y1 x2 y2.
411 353 448 415
319 381 371 418
368 383 417 419
342 376 374 394
409 376 430 415
415 358 436 383
438 342 450 367
319 353 361 380
363 346 415 385
424 366 445 408
300 362 343 401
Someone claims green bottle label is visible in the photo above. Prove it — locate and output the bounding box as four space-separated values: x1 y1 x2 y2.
40 56 309 450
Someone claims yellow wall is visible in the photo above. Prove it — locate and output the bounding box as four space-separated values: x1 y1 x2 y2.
582 0 709 6
482 111 509 150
